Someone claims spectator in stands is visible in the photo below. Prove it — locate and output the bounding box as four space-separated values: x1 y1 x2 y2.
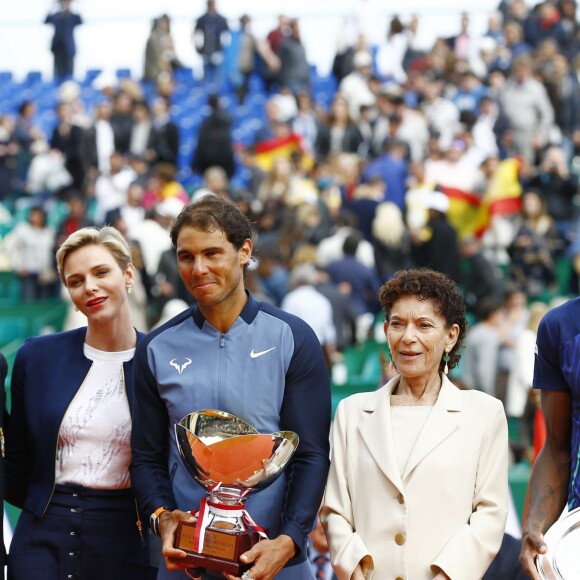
142 162 188 209
81 99 115 177
278 19 310 93
376 16 409 84
191 93 235 179
420 76 460 151
339 50 376 122
25 138 73 198
50 102 84 192
291 91 319 155
5 226 156 579
94 151 136 224
507 190 558 299
12 101 39 153
114 180 146 236
110 91 135 155
315 94 363 159
524 1 567 50
460 296 504 396
316 210 375 269
530 145 577 241
6 206 56 302
54 194 94 252
266 14 291 57
327 233 381 344
194 165 231 201
499 53 555 163
446 12 474 62
371 200 412 282
143 14 182 83
382 89 430 162
146 96 179 167
506 301 550 453
193 0 230 84
459 235 504 313
410 190 461 283
542 52 580 143
129 102 151 158
235 14 256 104
346 182 382 242
153 245 196 316
496 285 530 405
282 262 337 369
362 139 409 211
131 198 184 279
44 0 83 81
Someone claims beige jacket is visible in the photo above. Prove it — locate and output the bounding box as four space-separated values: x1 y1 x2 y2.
321 375 508 580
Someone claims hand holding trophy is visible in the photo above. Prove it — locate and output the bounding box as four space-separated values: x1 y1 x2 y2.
172 410 299 576
536 507 580 579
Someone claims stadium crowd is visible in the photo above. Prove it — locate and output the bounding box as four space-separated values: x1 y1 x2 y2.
1 0 580 485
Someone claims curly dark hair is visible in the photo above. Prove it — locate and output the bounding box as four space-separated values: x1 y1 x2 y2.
378 268 468 372
170 195 254 271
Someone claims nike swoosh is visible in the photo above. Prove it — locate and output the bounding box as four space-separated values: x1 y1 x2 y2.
250 347 277 359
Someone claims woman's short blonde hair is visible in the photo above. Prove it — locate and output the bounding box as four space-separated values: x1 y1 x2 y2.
56 226 133 284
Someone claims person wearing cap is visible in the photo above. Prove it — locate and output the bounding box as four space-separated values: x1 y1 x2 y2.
338 50 376 121
410 191 461 283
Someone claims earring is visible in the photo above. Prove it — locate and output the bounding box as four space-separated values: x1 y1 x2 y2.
127 286 133 295
443 348 450 375
74 306 79 312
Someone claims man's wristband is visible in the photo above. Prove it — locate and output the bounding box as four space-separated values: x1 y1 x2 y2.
150 507 169 536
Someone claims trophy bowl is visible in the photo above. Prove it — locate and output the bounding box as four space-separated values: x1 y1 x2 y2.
536 507 580 579
173 410 299 575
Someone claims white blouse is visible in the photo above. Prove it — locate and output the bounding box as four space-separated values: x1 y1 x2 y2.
390 405 433 477
55 343 135 489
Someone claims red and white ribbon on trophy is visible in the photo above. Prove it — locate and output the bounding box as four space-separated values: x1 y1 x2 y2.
192 482 268 555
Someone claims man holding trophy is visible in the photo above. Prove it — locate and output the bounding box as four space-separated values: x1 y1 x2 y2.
130 195 331 580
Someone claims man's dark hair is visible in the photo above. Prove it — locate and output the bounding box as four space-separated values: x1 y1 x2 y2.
342 234 361 256
170 195 253 268
475 296 503 322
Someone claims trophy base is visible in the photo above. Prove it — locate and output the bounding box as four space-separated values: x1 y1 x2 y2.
173 520 260 575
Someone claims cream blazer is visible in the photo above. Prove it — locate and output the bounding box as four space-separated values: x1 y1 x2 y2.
321 375 508 580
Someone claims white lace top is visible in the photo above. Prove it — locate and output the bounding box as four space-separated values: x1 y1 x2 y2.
55 343 135 489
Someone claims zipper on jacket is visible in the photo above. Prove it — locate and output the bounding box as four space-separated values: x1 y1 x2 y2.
135 498 145 546
218 333 226 409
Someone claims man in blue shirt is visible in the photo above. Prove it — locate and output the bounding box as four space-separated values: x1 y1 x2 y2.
520 297 580 578
131 195 331 580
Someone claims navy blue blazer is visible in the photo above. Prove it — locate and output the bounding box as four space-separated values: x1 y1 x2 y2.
5 327 143 517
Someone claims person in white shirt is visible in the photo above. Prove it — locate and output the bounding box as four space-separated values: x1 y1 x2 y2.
5 226 156 580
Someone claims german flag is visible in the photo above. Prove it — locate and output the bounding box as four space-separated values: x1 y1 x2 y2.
254 134 304 172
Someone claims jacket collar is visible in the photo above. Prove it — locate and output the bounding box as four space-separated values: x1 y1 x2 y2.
358 374 462 492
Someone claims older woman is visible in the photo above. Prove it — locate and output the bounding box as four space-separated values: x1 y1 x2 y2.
322 268 508 580
6 227 156 580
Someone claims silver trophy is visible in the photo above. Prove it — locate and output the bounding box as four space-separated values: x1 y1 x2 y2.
173 409 299 575
536 507 580 579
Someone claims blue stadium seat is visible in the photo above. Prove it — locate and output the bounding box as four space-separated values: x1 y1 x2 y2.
115 68 132 80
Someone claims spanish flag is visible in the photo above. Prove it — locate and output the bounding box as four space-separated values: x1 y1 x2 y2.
439 157 523 238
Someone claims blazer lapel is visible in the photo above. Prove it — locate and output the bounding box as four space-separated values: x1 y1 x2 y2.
358 377 404 494
402 375 462 481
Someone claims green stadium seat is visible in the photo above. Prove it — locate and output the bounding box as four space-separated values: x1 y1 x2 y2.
0 317 27 347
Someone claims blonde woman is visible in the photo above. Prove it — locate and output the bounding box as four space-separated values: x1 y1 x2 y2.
6 226 156 580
